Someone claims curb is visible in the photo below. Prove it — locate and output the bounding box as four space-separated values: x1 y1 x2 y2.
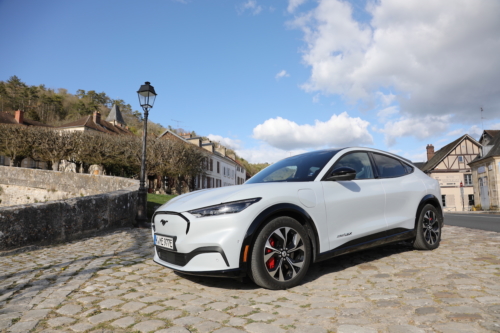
445 211 500 215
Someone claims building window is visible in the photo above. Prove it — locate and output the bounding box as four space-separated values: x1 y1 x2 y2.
217 161 220 173
0 156 4 166
458 156 464 162
442 195 446 207
468 194 474 206
210 159 213 171
464 174 472 186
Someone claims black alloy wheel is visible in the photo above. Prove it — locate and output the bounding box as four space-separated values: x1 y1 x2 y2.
414 204 442 250
250 216 311 290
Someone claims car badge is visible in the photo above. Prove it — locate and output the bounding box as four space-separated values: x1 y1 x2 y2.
160 219 168 226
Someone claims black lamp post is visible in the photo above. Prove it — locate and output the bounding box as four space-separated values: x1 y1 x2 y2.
136 81 157 228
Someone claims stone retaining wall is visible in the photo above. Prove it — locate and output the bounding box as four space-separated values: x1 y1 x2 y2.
0 166 139 250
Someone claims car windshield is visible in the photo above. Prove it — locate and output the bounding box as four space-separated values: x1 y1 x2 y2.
246 149 341 184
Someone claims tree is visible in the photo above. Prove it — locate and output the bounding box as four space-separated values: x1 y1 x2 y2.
32 128 75 171
0 124 35 166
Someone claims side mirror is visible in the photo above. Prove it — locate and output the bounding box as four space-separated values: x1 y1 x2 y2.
326 167 357 181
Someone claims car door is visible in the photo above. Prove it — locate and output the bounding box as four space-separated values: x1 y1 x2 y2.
371 153 427 233
321 151 387 250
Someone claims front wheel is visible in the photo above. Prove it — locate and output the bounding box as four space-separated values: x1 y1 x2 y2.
250 216 311 290
413 204 442 250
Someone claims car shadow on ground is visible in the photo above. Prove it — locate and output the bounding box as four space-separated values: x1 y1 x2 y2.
174 241 415 290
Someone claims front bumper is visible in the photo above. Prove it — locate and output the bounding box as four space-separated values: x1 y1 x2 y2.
153 258 246 278
151 209 252 273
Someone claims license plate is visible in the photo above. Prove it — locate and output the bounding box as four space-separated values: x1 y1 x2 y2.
155 234 174 250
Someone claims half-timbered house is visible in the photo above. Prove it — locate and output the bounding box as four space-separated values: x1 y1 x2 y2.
421 134 482 211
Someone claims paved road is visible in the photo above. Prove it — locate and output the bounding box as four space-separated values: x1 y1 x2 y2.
445 213 500 232
1 225 500 333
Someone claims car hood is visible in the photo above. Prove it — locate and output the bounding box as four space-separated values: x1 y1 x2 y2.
159 183 286 213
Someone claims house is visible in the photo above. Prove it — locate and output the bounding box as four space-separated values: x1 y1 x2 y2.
420 134 482 211
468 130 500 211
157 130 246 192
57 106 133 135
0 110 52 169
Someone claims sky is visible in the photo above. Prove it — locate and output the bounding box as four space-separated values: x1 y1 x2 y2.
1 0 499 164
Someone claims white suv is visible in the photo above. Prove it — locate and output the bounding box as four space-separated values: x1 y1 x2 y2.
152 148 443 289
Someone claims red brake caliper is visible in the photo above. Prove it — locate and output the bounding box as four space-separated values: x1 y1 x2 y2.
266 237 276 269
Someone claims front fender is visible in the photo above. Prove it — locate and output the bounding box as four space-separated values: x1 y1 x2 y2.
415 194 443 228
238 203 320 273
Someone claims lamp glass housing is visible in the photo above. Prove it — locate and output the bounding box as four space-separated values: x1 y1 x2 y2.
137 81 157 109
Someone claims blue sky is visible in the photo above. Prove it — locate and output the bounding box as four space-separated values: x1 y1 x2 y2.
1 0 499 163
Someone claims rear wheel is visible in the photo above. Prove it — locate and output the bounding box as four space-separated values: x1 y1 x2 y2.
413 204 442 250
250 216 311 290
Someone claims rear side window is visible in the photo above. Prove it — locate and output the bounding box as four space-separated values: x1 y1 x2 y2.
403 163 414 174
372 154 407 178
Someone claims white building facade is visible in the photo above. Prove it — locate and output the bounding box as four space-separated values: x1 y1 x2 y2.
158 131 245 191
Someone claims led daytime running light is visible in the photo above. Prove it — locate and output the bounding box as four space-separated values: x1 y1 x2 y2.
188 198 261 218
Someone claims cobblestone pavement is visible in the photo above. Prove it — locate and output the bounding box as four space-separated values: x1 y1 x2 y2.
1 225 499 333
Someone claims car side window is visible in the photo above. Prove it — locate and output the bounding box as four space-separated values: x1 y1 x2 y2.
403 163 414 174
372 154 407 178
332 152 374 179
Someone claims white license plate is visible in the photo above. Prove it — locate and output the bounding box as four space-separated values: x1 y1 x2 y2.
155 235 174 250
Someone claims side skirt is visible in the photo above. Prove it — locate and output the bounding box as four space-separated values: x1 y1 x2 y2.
315 229 416 263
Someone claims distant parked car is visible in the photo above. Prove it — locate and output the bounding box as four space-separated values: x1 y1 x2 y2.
152 148 443 289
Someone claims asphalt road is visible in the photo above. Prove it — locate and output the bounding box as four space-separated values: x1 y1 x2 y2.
444 212 500 232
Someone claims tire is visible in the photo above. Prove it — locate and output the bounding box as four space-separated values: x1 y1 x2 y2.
413 204 442 250
250 216 311 290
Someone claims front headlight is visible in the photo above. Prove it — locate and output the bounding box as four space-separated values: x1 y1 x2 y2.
188 198 261 218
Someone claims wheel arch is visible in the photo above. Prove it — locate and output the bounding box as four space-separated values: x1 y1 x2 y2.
415 194 443 229
239 203 320 273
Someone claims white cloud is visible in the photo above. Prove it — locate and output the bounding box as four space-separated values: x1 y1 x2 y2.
275 70 290 80
446 128 465 137
236 144 308 164
252 112 373 150
207 134 242 150
237 0 262 15
376 92 396 107
292 0 500 124
312 93 320 103
406 152 427 163
288 0 307 13
382 115 451 146
377 106 399 122
467 125 483 139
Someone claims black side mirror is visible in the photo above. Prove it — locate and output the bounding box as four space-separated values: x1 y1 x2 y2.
326 167 357 181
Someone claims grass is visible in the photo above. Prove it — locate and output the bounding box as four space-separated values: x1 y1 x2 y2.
147 193 177 218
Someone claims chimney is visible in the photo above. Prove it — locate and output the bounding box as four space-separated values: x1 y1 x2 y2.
215 146 226 156
426 144 435 161
15 110 24 124
180 132 192 139
202 143 214 153
93 111 101 124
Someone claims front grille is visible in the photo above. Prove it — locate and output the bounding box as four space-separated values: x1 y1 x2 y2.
156 247 188 266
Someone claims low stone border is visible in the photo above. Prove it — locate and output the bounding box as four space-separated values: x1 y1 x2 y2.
0 166 139 250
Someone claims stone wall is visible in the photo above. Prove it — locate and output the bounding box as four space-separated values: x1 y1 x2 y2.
0 185 71 207
0 166 139 250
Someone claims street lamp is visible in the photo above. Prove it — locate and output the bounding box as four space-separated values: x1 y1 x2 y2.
136 81 157 228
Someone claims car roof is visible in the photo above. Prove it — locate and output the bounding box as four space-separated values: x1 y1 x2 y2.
288 147 413 165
